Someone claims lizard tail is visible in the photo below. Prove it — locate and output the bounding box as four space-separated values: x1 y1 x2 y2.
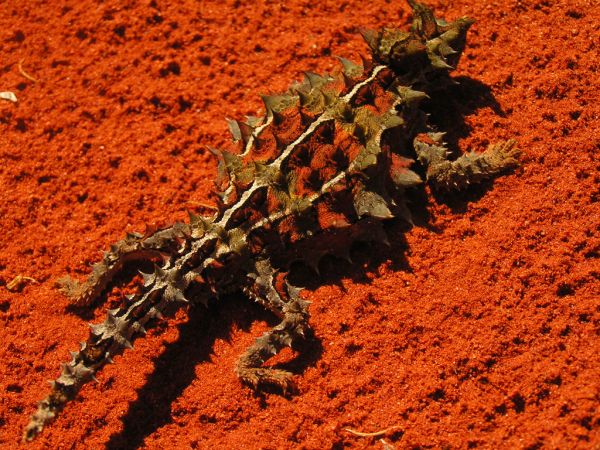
23 264 189 442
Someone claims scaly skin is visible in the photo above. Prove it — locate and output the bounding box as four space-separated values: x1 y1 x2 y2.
24 1 518 442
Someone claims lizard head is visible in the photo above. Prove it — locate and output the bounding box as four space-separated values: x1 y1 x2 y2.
361 1 474 81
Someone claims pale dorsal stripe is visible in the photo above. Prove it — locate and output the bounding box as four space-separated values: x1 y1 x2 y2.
177 64 388 272
219 65 387 229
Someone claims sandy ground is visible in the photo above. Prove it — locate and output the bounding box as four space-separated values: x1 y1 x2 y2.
0 0 598 448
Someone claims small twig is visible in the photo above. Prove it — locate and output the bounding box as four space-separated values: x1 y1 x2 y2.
344 425 401 437
18 59 39 82
7 275 38 292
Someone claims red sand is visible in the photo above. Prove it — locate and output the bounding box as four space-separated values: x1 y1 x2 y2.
1 0 598 448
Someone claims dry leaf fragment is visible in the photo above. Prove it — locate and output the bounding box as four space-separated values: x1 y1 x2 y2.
0 91 17 102
7 275 38 292
18 59 39 82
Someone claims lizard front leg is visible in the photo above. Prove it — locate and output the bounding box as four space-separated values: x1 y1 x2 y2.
235 258 310 393
413 132 520 190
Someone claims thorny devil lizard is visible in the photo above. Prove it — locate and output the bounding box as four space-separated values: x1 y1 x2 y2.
24 1 519 441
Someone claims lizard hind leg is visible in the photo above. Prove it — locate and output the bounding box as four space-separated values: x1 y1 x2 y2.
58 223 188 307
236 259 310 394
414 132 520 190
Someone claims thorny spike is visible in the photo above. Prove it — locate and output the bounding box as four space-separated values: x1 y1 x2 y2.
381 232 391 247
272 132 286 151
438 41 457 56
303 71 328 89
120 338 134 350
340 71 354 89
221 150 243 174
398 201 415 226
285 282 306 302
358 54 374 72
236 120 255 144
381 114 404 130
148 307 163 320
207 146 223 160
261 94 289 123
281 335 293 347
320 89 337 107
260 95 284 114
336 56 363 78
359 28 379 51
226 118 242 142
354 190 394 220
429 132 446 142
88 323 103 336
340 248 353 265
395 85 429 103
166 285 189 303
154 264 166 278
226 119 254 143
392 168 423 188
429 53 453 70
245 115 262 127
296 89 311 106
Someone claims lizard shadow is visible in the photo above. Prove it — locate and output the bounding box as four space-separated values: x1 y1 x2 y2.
292 75 511 291
103 296 234 450
289 225 412 292
103 290 322 450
